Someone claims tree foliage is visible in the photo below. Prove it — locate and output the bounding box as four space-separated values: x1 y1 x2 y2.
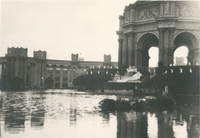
73 74 112 91
45 77 54 88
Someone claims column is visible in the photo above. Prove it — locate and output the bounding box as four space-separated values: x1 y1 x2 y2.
169 28 175 65
60 65 63 88
5 62 9 88
122 34 128 68
71 66 74 87
7 60 11 86
127 120 133 138
136 49 143 69
67 68 71 87
120 113 127 138
29 65 32 87
15 57 19 77
158 28 164 65
34 63 38 87
163 28 169 66
31 64 35 88
18 59 22 78
117 112 122 138
10 58 15 79
118 39 123 69
38 61 41 88
1 64 4 78
130 8 135 22
41 61 46 88
52 65 56 88
23 58 27 88
19 58 24 79
128 32 134 67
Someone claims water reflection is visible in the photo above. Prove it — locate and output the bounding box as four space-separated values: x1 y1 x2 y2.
31 110 45 129
0 90 199 138
157 112 173 138
117 111 148 138
116 106 199 138
70 109 77 126
102 112 110 127
4 111 25 134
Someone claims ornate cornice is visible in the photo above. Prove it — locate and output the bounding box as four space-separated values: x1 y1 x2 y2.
176 19 200 24
118 15 124 20
116 31 123 35
155 17 178 22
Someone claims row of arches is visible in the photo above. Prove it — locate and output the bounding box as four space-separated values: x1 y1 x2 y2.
149 46 188 67
137 31 199 69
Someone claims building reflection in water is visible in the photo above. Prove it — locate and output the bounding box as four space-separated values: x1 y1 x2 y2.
4 111 25 134
186 115 199 138
117 110 147 138
69 94 77 126
117 107 199 138
31 110 45 129
157 112 174 138
3 93 27 134
102 112 110 127
30 94 46 129
70 108 77 126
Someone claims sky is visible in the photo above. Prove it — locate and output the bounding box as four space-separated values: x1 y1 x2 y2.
1 0 136 62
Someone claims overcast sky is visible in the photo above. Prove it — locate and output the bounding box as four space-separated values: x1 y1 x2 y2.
1 0 136 61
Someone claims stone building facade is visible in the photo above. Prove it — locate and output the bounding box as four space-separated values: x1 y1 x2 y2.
117 1 200 70
0 47 117 89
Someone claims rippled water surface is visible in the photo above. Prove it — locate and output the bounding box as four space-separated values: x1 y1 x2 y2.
0 90 199 138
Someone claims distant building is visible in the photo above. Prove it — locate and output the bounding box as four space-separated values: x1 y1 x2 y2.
0 47 117 89
175 57 185 66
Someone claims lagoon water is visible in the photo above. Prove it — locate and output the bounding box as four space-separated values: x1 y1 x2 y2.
0 89 199 138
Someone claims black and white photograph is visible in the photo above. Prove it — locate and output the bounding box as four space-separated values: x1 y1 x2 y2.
0 0 200 138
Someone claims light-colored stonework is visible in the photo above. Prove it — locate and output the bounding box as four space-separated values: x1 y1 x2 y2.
117 1 200 70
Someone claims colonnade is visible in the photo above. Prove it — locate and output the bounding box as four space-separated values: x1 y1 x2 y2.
118 32 135 70
50 65 85 88
5 57 27 87
28 60 46 88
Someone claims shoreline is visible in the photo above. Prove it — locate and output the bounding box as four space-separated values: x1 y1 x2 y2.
1 88 199 98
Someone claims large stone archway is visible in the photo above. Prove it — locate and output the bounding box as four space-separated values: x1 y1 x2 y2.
117 1 200 70
174 32 200 65
137 33 159 70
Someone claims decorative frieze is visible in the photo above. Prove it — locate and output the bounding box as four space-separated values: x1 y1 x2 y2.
135 23 157 32
176 5 198 18
138 8 158 20
176 21 200 30
157 19 176 28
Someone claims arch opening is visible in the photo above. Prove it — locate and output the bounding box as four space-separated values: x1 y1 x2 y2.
174 46 189 66
174 32 199 65
149 47 159 67
137 33 159 70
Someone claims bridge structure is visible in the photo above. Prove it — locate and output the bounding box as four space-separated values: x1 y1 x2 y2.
117 1 200 70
